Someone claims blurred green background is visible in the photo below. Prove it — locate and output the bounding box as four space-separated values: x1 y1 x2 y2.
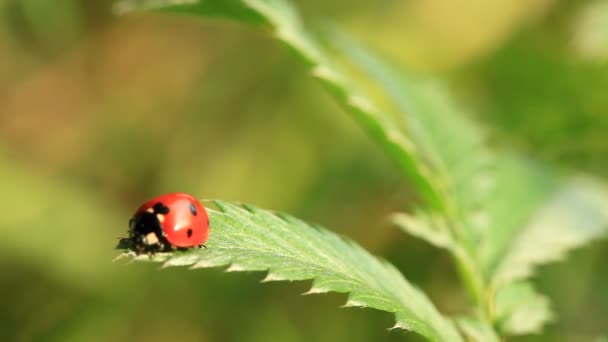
1 0 607 341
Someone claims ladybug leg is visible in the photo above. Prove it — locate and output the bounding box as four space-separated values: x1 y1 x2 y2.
200 244 207 249
158 241 169 253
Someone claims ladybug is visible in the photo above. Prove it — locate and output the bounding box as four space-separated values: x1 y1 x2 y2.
120 193 209 253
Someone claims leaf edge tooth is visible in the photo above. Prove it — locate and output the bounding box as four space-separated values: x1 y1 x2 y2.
302 285 331 295
342 298 368 308
225 263 249 272
241 203 258 213
389 321 412 332
212 200 230 213
261 271 290 282
189 258 227 269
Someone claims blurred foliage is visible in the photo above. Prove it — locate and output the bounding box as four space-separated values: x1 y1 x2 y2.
455 0 608 178
1 0 607 341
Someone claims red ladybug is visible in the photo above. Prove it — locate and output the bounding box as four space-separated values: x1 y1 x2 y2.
120 193 209 253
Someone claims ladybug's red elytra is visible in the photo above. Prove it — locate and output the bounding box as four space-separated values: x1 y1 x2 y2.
120 193 209 253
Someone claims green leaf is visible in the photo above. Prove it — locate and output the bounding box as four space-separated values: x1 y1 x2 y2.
479 157 558 276
114 0 269 25
481 158 608 334
114 0 446 212
456 316 500 342
458 282 552 339
326 29 493 240
391 211 482 308
321 27 608 337
494 282 553 336
491 175 608 288
118 201 464 342
111 0 608 339
322 27 490 307
392 211 455 251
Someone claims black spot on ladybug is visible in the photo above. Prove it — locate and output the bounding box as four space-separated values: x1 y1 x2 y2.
187 229 193 238
189 202 197 216
153 202 170 215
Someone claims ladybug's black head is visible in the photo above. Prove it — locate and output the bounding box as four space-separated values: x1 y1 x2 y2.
125 202 171 253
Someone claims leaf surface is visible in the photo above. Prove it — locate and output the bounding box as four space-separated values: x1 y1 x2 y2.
119 201 463 341
494 282 553 336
